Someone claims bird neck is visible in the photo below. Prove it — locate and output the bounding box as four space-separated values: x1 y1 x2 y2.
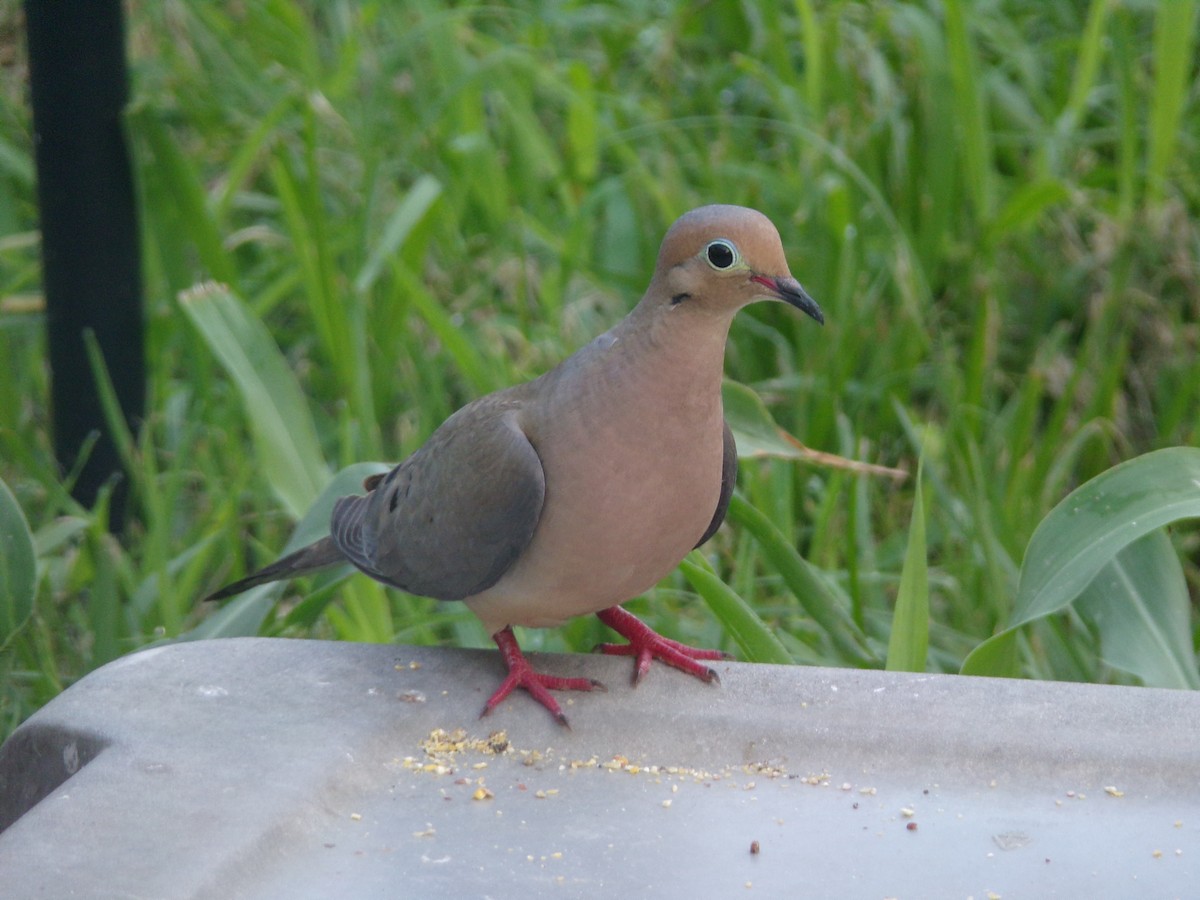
613 296 737 403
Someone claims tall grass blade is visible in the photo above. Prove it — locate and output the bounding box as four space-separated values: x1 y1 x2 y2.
565 61 599 182
82 329 160 522
793 0 824 113
84 515 122 667
1147 0 1199 203
727 494 875 666
983 179 1071 247
354 175 443 295
400 267 497 396
179 282 329 518
1111 10 1140 219
178 585 280 642
127 105 238 286
886 457 928 672
0 475 36 651
680 554 792 665
268 153 351 373
943 0 995 218
1064 0 1114 120
1045 0 1114 174
181 462 388 641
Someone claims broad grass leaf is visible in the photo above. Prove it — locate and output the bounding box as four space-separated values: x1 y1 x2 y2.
962 447 1200 676
1076 529 1200 689
725 381 906 479
723 380 808 460
179 282 329 519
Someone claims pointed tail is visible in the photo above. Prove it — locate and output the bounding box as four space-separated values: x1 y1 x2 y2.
205 536 345 602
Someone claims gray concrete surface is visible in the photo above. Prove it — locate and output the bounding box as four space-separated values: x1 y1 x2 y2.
1 637 1196 898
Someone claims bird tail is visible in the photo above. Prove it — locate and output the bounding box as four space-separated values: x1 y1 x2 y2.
205 536 345 602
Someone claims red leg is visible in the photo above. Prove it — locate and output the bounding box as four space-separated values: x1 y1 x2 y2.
595 606 730 685
483 626 604 726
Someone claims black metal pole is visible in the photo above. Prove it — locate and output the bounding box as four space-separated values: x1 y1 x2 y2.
25 0 144 527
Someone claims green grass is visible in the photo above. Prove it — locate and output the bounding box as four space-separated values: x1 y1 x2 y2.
2 0 1199 740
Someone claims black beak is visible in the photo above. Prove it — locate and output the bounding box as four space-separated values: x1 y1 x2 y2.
753 274 824 325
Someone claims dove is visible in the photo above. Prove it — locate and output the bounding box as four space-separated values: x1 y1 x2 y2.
207 204 824 724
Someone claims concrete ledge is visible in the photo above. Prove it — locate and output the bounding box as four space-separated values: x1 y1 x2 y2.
1 637 1196 898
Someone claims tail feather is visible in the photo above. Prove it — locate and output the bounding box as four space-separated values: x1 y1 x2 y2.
205 536 345 602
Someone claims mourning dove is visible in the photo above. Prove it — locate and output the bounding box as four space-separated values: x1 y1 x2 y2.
208 204 824 724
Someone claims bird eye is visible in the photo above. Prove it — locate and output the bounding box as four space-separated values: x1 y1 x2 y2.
704 239 738 270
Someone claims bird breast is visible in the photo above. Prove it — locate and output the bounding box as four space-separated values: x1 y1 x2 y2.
464 333 726 633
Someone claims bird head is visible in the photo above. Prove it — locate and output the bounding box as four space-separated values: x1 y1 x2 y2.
652 205 824 324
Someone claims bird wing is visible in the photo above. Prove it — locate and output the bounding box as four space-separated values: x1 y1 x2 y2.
694 419 737 548
331 398 546 601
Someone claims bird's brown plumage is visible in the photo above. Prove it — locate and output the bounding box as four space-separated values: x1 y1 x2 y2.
207 204 823 722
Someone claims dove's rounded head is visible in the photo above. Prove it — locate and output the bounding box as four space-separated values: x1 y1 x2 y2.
652 204 823 324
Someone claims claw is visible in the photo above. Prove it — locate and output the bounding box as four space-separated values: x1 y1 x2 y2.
484 626 603 725
595 606 729 685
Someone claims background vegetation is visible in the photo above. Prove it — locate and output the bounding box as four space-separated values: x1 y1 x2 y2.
2 0 1198 740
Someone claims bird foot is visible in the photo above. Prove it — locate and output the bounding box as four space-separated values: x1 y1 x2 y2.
483 626 604 726
594 606 730 685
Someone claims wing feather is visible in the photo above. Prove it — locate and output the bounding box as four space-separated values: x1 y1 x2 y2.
330 399 545 601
